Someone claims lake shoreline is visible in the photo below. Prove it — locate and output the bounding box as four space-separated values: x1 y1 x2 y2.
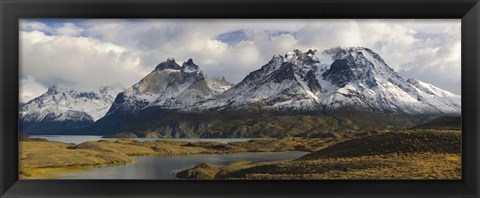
20 130 461 180
20 136 342 179
176 130 462 180
35 151 309 179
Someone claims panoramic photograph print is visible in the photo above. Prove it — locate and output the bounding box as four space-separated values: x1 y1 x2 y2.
18 19 461 180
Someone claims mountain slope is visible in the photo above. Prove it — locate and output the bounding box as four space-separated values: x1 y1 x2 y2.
36 47 460 137
19 86 122 134
194 47 460 115
104 58 232 116
194 51 321 112
92 47 460 137
317 47 460 115
91 58 234 133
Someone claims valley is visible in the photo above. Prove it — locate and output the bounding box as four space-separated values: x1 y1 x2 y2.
18 47 462 180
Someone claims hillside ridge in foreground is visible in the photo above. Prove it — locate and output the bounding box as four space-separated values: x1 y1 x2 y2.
176 130 461 180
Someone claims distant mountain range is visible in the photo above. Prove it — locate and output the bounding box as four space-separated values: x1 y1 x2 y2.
20 86 122 134
19 47 461 137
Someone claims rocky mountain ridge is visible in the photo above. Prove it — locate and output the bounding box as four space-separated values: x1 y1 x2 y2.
19 85 122 134
20 47 461 136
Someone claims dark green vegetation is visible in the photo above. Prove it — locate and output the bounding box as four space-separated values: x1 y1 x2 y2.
97 110 430 138
21 119 94 135
176 130 461 180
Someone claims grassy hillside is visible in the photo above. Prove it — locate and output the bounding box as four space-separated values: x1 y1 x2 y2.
413 116 461 130
298 130 460 160
177 130 462 180
19 135 353 179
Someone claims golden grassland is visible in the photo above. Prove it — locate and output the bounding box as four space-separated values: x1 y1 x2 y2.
20 129 461 180
180 152 460 180
19 134 350 179
176 130 461 180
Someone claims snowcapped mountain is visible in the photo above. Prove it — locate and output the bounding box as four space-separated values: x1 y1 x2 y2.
206 76 234 92
103 58 233 117
194 47 460 115
89 47 460 138
406 78 461 113
93 47 460 118
193 49 322 111
28 47 460 136
19 85 122 134
317 47 460 114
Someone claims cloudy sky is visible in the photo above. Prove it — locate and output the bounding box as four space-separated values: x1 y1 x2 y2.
19 19 461 103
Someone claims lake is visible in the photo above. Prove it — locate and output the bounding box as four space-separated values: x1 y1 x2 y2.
34 151 309 179
26 135 305 179
28 135 253 144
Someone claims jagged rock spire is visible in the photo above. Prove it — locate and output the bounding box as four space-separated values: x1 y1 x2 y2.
284 49 319 66
155 58 181 70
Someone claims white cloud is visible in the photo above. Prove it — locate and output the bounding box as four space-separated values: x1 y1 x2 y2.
19 76 47 103
20 30 148 94
20 21 53 33
21 20 85 36
19 19 461 101
55 22 84 36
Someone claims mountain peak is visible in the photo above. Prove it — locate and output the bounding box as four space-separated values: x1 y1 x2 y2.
20 84 122 129
284 49 319 66
181 59 204 79
306 49 317 56
347 46 369 51
182 58 200 71
47 84 59 91
271 55 284 62
323 46 375 59
186 58 194 65
155 58 181 70
46 85 68 94
322 48 383 88
99 85 113 92
327 47 389 67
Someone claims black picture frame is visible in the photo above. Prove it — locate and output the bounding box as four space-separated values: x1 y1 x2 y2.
1 0 479 197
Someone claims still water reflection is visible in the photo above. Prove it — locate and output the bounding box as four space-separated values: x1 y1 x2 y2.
43 151 308 179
